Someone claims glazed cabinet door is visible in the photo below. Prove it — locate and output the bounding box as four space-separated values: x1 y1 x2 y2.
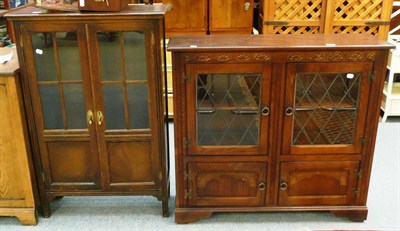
187 162 267 206
20 23 101 190
186 64 271 155
88 22 162 191
283 62 373 155
209 0 254 34
279 161 359 206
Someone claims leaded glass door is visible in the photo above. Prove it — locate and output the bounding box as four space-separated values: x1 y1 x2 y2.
21 24 101 190
186 64 271 155
283 62 373 155
88 22 161 190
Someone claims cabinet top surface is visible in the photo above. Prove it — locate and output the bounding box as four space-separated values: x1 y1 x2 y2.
5 4 167 19
0 47 19 76
167 34 395 52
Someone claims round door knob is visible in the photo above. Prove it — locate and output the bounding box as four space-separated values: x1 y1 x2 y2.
285 107 293 116
261 106 270 116
259 182 266 191
280 181 288 190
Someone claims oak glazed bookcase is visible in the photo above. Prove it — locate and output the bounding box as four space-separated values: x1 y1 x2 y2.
6 4 170 217
167 34 394 223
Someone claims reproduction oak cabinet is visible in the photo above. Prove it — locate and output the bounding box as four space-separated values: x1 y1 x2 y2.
6 4 170 217
0 47 37 225
167 34 394 223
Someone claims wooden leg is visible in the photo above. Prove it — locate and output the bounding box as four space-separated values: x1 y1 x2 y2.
41 195 52 218
16 212 38 225
175 209 213 224
1 208 37 225
331 209 368 222
162 196 169 217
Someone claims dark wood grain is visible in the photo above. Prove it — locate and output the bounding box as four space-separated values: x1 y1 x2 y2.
7 5 169 217
170 34 392 223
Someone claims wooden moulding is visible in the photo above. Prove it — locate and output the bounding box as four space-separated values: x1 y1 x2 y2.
175 207 368 224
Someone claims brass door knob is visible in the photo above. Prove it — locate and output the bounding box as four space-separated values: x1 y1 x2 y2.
259 182 266 191
280 180 288 190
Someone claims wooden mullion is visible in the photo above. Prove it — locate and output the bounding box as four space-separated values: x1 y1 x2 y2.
52 32 68 129
120 31 130 130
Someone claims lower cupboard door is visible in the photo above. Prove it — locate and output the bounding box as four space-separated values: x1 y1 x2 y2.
187 162 267 207
279 161 359 206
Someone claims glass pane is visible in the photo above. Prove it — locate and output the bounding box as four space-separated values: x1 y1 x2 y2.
32 33 57 82
123 31 147 81
103 85 125 129
39 85 63 129
56 32 82 81
98 32 122 81
196 73 261 146
64 84 86 129
127 84 149 129
292 72 361 145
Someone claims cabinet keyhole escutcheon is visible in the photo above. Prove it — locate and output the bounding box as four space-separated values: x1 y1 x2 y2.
97 111 103 126
87 110 93 125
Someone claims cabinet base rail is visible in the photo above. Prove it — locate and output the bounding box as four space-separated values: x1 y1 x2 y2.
40 190 170 218
175 206 368 223
0 208 37 225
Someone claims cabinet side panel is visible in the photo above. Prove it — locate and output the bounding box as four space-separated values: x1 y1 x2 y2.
0 81 25 201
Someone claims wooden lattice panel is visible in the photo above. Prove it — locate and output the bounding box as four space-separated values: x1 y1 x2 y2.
333 0 384 20
332 25 380 35
274 0 323 20
260 0 393 39
264 0 325 34
272 26 320 34
325 0 393 39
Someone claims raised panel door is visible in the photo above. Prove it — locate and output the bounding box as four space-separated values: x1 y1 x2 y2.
164 0 208 36
282 62 373 155
20 23 101 190
209 0 254 34
186 64 272 155
88 22 162 191
279 161 359 206
187 162 267 206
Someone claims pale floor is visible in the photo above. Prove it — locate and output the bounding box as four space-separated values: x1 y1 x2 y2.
1 117 399 231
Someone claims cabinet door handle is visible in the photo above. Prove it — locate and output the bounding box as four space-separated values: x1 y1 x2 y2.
280 180 288 190
87 110 93 125
259 182 266 191
244 2 251 11
285 107 293 116
97 111 103 126
261 106 270 116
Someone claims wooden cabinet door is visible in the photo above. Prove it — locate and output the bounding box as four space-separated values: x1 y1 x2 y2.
20 23 101 191
209 0 254 34
164 0 208 36
282 62 373 155
279 161 359 206
87 21 162 191
187 162 267 206
186 64 271 155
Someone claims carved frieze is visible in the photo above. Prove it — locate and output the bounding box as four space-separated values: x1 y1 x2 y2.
183 53 272 63
287 51 376 62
